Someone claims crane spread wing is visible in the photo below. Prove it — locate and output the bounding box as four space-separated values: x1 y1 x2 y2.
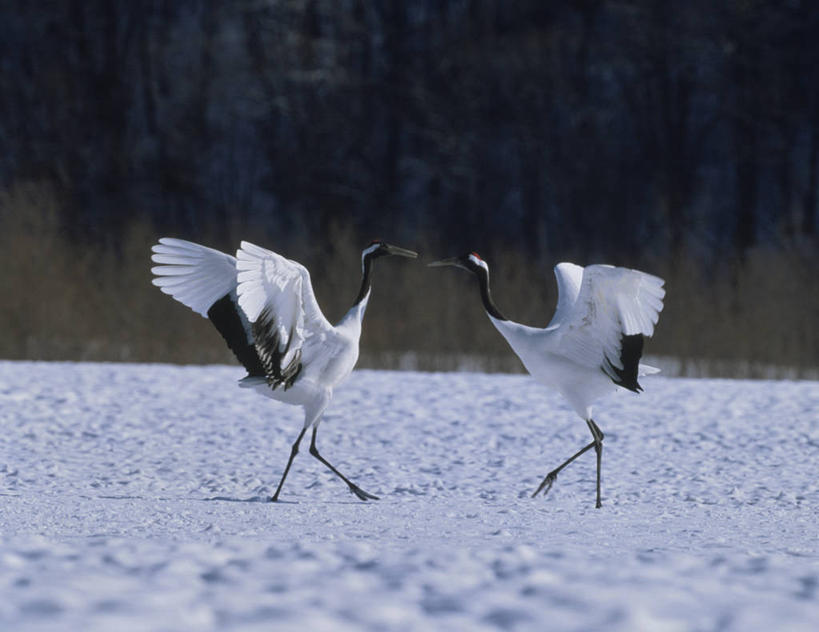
553 265 665 391
235 241 336 390
151 238 264 376
151 238 237 317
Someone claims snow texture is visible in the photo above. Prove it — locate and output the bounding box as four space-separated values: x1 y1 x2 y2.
1 361 818 631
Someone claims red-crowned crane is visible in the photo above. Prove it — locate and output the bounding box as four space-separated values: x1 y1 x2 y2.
429 252 665 508
151 238 417 502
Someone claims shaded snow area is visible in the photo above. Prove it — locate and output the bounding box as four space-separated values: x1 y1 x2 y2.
1 361 818 631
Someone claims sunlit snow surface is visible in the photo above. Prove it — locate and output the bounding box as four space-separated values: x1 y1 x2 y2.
1 361 818 631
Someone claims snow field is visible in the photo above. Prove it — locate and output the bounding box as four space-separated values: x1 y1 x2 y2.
1 362 818 631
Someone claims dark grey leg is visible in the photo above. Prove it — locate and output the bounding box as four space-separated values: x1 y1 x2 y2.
270 427 306 502
532 419 605 509
586 419 604 509
531 440 596 498
309 427 379 501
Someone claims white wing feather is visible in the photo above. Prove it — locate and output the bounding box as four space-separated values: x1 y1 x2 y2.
150 238 237 317
235 241 335 371
547 262 584 328
553 265 665 371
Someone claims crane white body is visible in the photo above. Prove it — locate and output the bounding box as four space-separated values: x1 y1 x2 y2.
152 238 366 428
151 237 415 501
491 318 626 419
237 305 367 427
234 241 371 427
487 262 663 420
429 253 665 508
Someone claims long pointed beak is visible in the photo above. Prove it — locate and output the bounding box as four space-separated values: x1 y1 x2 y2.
384 244 418 259
427 256 461 268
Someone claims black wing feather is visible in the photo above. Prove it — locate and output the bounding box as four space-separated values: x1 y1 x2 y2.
251 306 304 391
207 294 266 377
603 333 644 393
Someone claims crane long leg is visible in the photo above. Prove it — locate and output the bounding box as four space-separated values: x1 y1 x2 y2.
531 441 596 497
532 419 605 508
271 427 307 502
587 419 604 509
309 427 379 501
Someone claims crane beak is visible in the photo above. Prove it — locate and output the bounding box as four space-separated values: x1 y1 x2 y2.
383 244 418 259
427 257 462 269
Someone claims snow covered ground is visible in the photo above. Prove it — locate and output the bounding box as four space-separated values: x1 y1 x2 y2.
1 361 818 631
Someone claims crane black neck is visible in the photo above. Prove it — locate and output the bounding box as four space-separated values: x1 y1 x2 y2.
474 266 507 321
354 254 375 306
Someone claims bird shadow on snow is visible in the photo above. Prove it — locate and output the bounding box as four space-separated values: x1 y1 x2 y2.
78 494 281 504
200 495 281 504
74 494 371 505
198 496 375 505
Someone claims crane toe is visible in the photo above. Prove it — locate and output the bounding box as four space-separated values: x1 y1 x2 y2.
531 471 557 498
349 485 380 501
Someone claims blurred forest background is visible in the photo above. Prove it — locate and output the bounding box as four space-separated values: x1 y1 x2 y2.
0 0 817 377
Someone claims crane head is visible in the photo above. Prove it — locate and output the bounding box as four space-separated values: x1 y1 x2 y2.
428 251 489 274
361 240 418 261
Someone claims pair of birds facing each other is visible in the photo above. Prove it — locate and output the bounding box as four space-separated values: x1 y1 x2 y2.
151 238 665 508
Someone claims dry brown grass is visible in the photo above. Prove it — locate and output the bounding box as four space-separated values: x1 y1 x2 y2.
1 182 816 378
648 248 819 376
